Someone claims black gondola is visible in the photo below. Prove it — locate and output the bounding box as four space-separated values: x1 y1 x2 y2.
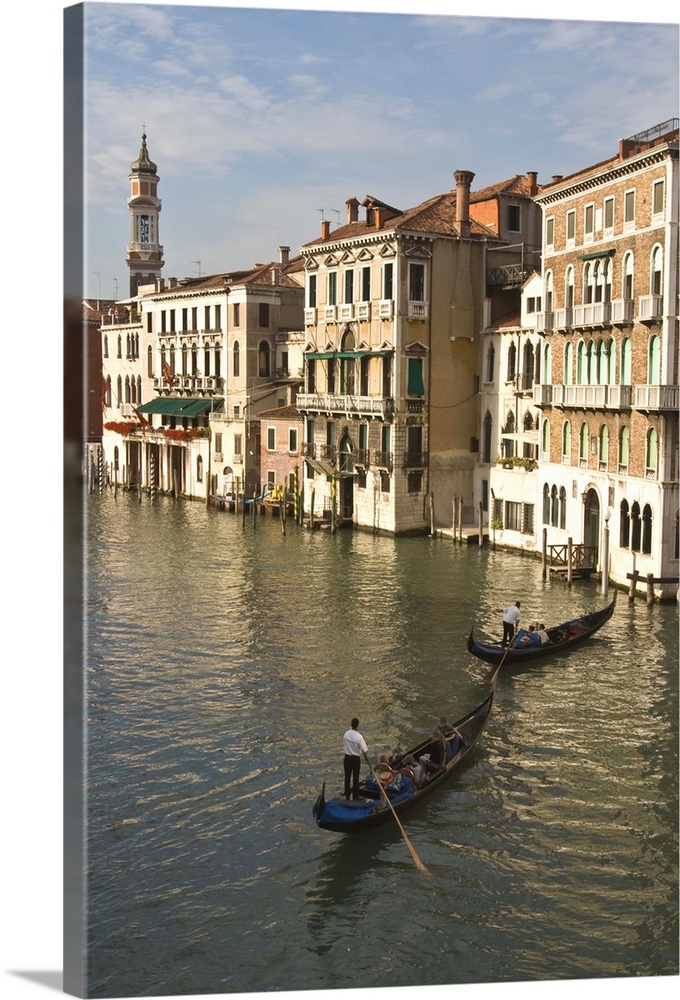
312 691 494 833
467 593 617 666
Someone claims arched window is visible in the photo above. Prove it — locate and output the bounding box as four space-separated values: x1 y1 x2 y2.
620 499 630 548
204 345 211 377
586 341 596 385
233 341 240 377
542 483 550 524
117 335 122 358
542 419 550 458
130 376 136 405
196 455 203 483
576 341 586 384
619 426 629 471
507 342 517 381
642 504 653 555
169 344 176 374
562 420 571 463
583 262 594 304
675 509 679 560
137 375 142 401
621 338 632 385
646 427 658 476
543 342 552 384
544 270 553 313
482 411 492 464
579 421 589 464
339 433 354 474
103 334 109 358
559 487 567 529
606 338 616 384
564 342 573 385
622 251 634 300
631 501 641 552
565 265 574 308
214 347 222 378
502 411 515 458
522 342 535 388
181 344 188 376
147 345 154 378
597 340 607 384
550 485 559 526
648 335 660 384
598 424 609 469
341 329 356 394
485 343 495 383
650 245 663 295
258 341 270 378
105 376 111 408
116 375 122 409
124 375 131 404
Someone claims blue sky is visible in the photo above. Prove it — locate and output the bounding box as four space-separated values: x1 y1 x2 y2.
77 1 679 299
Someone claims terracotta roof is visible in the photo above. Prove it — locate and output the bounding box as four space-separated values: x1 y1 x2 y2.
140 258 304 298
487 310 521 330
257 404 302 419
303 189 499 247
470 175 541 202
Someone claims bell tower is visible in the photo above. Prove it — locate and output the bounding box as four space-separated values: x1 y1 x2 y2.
126 130 164 296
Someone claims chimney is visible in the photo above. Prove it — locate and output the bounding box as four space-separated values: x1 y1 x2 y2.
346 198 359 224
526 171 538 196
551 175 563 184
278 245 290 266
321 219 331 240
454 169 475 239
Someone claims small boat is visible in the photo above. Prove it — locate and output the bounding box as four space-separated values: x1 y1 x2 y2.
312 691 494 833
467 593 617 666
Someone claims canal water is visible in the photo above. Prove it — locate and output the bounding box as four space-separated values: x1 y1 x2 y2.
81 493 678 997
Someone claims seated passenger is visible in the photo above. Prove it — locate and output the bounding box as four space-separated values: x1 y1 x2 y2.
517 625 541 647
419 731 447 774
535 624 550 645
403 754 425 787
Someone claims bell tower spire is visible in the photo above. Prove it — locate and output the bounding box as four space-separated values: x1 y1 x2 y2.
126 129 164 296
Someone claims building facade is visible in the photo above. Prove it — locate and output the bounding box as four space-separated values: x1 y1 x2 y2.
533 119 679 598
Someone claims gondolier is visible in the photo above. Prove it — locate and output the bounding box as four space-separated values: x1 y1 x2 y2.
502 601 521 647
343 718 369 800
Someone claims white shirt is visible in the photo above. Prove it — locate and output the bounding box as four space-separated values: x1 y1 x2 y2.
503 605 521 626
343 729 368 756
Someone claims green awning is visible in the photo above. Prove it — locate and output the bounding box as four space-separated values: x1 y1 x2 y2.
305 350 394 360
137 397 215 417
578 249 615 261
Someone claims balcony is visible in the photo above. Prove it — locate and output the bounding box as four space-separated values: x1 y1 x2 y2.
572 301 611 327
554 307 573 331
403 451 428 468
546 383 633 410
355 449 370 468
610 298 634 325
407 301 428 321
338 303 355 321
296 392 394 418
635 385 679 411
372 451 393 472
304 308 317 326
535 311 553 333
356 302 371 321
638 294 663 322
378 300 394 320
323 306 337 323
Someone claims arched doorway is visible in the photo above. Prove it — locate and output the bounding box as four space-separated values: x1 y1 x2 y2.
583 487 600 562
338 434 354 519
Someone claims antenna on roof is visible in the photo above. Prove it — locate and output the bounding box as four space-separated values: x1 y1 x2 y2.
331 209 340 225
318 209 325 221
191 260 202 277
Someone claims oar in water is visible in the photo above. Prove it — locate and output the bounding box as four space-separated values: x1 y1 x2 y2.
367 757 431 877
489 634 517 686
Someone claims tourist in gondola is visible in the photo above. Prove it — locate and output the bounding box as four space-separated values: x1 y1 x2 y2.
436 716 463 759
536 624 550 645
342 718 369 800
502 601 521 646
418 729 447 775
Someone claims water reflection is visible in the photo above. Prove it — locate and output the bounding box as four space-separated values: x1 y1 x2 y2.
84 494 678 996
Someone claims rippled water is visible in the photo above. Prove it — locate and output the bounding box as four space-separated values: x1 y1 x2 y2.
82 493 678 997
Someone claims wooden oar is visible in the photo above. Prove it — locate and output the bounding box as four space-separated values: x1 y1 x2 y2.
489 634 518 686
367 758 431 877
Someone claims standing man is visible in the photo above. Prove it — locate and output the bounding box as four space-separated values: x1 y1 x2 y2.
343 718 369 800
502 601 521 647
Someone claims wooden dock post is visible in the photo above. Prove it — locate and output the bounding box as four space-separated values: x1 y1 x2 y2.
541 528 547 580
331 475 337 534
452 498 456 543
429 492 435 536
647 573 654 605
478 502 484 548
567 537 573 587
309 487 315 530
